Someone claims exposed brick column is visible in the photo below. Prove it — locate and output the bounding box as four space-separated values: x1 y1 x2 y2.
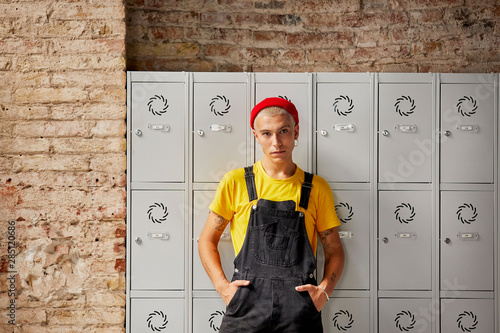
0 1 127 331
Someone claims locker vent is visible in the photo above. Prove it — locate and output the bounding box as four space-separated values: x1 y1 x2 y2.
210 95 231 116
208 310 225 331
394 203 415 224
147 310 168 331
394 310 416 332
335 202 354 223
147 203 169 223
333 95 354 116
332 309 354 331
278 95 292 102
456 203 478 224
395 96 415 116
148 95 169 116
457 96 478 117
457 311 478 332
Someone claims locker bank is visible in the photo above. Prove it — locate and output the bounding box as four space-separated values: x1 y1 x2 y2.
126 72 499 333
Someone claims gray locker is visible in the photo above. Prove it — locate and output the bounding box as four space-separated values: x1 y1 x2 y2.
131 190 185 290
379 298 432 333
192 298 226 332
193 191 235 290
130 298 184 332
322 298 370 333
441 298 494 333
254 76 311 169
440 83 495 183
131 82 186 182
316 82 371 182
194 79 248 183
379 191 432 290
441 191 494 291
317 190 370 290
379 83 433 183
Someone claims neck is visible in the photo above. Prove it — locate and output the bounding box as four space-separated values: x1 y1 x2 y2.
260 158 296 180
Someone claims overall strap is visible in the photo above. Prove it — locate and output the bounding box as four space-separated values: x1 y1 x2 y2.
299 172 314 210
244 166 258 202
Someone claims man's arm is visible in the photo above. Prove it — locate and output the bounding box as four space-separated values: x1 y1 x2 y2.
295 226 345 311
198 210 250 305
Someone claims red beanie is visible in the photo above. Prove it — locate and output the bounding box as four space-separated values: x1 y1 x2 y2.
250 97 299 130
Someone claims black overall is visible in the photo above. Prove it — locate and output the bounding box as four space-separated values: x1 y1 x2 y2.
219 166 323 333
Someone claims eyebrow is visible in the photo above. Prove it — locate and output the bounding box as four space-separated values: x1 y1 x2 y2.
259 125 291 133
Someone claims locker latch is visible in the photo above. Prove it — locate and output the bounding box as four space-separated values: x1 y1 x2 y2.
395 124 417 133
334 124 355 132
457 232 479 240
395 232 416 239
147 231 170 240
456 125 479 133
338 231 353 239
210 124 232 132
148 124 170 132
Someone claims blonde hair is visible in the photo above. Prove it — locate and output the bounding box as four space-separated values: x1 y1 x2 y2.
253 106 296 128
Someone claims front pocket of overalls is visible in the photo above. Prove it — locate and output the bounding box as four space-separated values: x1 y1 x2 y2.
250 223 300 267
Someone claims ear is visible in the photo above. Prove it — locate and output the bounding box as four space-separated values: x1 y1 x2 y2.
252 129 260 144
294 124 299 140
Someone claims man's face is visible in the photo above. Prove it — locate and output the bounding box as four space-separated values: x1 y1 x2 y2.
253 113 299 165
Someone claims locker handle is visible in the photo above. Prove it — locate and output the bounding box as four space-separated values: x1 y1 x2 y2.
382 130 390 137
147 231 170 240
334 124 355 132
457 232 479 240
396 232 416 239
148 123 170 132
395 124 417 133
339 231 353 239
456 125 479 133
381 237 389 244
210 124 232 132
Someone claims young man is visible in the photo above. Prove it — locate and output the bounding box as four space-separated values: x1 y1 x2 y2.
198 97 345 332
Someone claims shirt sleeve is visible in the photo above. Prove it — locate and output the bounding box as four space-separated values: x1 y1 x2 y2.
208 170 237 221
314 175 342 231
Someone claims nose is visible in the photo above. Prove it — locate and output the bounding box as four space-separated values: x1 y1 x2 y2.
271 134 281 147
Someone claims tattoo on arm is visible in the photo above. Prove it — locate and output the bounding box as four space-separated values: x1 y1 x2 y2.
319 228 334 251
330 272 337 283
213 213 228 232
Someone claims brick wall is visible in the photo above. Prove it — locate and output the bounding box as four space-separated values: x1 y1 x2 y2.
126 0 500 72
1 0 499 332
0 1 127 332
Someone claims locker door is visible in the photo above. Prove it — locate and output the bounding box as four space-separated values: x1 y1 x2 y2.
194 81 248 183
255 82 310 169
130 298 184 333
192 298 226 332
131 190 185 290
317 83 370 182
131 82 186 182
379 298 432 333
317 190 370 289
193 191 235 290
322 298 370 333
379 84 433 183
440 83 495 183
441 299 494 333
440 191 494 291
379 191 432 290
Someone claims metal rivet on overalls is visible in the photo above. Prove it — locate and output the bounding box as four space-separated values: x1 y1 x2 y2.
299 212 304 217
235 268 239 273
252 205 257 210
309 273 314 279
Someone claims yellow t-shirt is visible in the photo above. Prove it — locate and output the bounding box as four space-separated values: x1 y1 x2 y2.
209 160 341 256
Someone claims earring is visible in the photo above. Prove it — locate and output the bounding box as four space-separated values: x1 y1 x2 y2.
294 139 299 147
